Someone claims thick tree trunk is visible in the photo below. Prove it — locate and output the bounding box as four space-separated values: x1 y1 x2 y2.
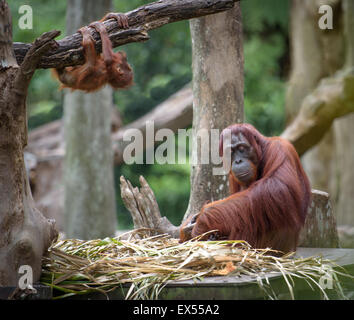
299 190 339 248
332 0 354 228
285 0 344 191
333 115 354 226
63 0 117 239
285 1 342 188
184 4 244 220
285 0 343 122
0 1 57 286
285 0 354 246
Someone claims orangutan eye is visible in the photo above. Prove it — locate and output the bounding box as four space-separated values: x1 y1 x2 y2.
238 145 246 153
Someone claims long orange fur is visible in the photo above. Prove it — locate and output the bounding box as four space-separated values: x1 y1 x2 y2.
180 123 311 253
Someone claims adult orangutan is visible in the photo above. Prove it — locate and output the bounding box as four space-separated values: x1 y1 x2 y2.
180 123 311 254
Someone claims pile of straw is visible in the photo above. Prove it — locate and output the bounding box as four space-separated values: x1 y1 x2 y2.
41 229 351 300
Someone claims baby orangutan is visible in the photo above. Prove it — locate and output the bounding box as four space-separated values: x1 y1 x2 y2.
53 13 133 92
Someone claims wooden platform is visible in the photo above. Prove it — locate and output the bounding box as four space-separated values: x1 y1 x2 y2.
77 247 354 300
1 248 353 300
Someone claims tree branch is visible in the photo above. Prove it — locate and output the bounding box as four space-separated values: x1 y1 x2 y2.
281 69 354 156
120 176 180 238
283 0 354 156
13 0 239 69
13 30 60 94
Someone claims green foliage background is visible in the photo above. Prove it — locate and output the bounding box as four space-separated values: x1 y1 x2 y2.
10 0 290 229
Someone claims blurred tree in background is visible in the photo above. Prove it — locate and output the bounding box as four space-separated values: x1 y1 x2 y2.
10 0 290 229
242 0 289 136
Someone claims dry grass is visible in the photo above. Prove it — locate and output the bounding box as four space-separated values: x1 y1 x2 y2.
41 229 352 300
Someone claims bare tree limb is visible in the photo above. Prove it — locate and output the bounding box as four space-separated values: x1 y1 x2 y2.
281 69 354 156
283 0 354 157
13 0 239 69
13 31 59 95
120 176 179 238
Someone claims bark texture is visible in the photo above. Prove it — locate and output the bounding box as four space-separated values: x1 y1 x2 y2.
13 0 239 69
331 0 354 228
120 176 179 238
284 0 343 193
284 0 354 239
184 3 244 220
281 68 354 156
285 0 343 122
0 1 57 286
63 0 117 239
299 190 339 248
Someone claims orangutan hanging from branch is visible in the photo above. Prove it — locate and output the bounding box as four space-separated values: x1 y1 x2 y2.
52 13 133 92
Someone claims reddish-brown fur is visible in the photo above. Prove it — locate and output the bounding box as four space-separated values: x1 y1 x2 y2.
91 21 133 90
180 123 311 253
52 26 108 92
52 13 133 92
